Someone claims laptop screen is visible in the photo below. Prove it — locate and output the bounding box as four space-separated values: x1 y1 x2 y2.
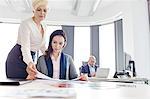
95 68 110 78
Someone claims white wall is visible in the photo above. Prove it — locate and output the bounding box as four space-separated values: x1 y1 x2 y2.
131 0 150 78
94 0 150 78
121 0 150 78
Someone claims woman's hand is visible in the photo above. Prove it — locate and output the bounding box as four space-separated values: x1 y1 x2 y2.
26 62 37 80
79 74 88 81
26 75 36 80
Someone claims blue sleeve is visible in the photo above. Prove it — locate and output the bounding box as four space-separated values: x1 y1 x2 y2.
80 65 88 73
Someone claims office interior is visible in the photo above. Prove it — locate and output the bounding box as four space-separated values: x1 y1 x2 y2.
0 0 150 98
0 0 150 99
0 0 150 79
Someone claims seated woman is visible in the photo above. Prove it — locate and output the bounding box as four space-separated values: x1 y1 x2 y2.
36 30 86 80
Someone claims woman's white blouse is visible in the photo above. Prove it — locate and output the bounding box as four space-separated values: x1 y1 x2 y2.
17 18 47 65
51 53 61 79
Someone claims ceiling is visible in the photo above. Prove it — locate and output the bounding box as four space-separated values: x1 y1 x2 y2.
0 0 118 24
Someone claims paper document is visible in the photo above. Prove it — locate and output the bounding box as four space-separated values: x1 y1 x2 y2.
0 87 76 98
36 71 52 80
71 77 81 81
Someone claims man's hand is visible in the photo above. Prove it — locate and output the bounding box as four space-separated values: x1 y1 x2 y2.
90 72 96 77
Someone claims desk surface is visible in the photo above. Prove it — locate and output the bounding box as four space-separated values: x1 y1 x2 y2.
0 79 150 99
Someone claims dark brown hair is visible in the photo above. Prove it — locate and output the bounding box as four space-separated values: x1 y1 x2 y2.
45 29 67 58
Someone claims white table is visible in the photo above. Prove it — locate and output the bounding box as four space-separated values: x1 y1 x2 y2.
0 79 150 99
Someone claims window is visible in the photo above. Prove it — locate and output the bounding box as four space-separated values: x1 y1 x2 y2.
99 23 116 78
0 23 19 78
74 27 90 74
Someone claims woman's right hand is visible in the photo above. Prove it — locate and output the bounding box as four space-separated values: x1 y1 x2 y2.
26 62 37 80
26 75 36 80
79 74 88 81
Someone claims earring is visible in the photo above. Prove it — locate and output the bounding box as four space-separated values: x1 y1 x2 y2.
63 43 66 48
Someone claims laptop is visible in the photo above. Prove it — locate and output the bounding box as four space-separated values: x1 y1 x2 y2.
95 68 110 78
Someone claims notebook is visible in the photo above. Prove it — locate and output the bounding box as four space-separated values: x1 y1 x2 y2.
0 79 32 86
95 68 110 78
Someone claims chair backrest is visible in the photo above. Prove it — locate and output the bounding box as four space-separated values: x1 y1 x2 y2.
79 67 82 75
79 61 88 75
82 61 88 65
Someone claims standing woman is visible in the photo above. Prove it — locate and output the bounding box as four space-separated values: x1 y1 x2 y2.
5 0 48 80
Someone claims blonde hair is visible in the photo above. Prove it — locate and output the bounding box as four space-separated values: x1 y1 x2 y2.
32 0 48 10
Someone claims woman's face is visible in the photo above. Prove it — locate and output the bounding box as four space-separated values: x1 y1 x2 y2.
34 5 48 21
51 35 65 54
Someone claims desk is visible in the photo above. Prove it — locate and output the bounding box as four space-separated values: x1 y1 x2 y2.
0 79 150 99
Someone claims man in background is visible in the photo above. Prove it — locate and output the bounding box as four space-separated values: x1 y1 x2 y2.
80 55 99 77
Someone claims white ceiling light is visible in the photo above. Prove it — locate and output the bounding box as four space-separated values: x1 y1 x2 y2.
5 0 13 9
5 0 31 13
24 0 31 9
89 0 102 16
72 0 102 16
24 0 32 12
72 0 80 16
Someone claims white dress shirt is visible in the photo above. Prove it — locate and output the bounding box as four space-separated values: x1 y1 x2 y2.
89 65 96 76
51 53 61 79
17 18 47 65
